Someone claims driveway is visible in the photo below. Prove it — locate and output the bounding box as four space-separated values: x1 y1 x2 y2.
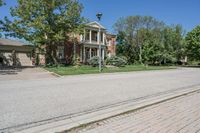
0 67 56 81
0 68 200 132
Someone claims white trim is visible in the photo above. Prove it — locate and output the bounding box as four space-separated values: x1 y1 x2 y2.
86 21 106 30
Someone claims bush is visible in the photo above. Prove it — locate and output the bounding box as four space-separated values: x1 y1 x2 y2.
88 56 102 67
106 56 127 67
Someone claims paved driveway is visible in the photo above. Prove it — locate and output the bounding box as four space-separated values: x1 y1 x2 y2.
0 67 55 81
0 68 200 132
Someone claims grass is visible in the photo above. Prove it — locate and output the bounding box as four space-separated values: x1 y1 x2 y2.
45 65 176 76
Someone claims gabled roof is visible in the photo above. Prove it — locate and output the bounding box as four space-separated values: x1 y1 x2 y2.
86 21 106 30
0 38 32 47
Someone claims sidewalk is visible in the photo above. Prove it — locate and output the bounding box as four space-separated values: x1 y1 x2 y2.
14 85 200 133
66 89 200 133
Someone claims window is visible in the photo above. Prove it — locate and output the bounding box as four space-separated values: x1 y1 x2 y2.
92 31 98 42
85 30 90 41
101 32 103 42
57 46 64 59
91 48 97 57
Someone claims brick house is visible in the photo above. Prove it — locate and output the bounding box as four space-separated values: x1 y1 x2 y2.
0 22 117 66
54 21 116 65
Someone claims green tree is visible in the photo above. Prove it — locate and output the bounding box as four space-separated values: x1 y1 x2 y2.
114 16 165 64
114 16 185 65
0 0 4 6
0 0 5 38
185 26 200 61
2 0 85 64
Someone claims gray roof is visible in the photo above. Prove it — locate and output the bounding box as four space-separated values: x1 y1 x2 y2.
0 39 32 47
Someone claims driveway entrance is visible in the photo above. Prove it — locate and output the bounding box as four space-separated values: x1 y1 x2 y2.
0 67 56 81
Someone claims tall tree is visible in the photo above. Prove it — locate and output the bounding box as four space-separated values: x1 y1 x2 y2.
114 16 165 64
185 26 200 61
114 16 185 65
0 0 5 38
2 0 85 64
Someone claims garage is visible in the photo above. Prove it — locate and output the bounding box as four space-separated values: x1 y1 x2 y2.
0 39 34 67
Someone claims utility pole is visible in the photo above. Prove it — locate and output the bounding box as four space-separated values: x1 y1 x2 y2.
96 13 103 72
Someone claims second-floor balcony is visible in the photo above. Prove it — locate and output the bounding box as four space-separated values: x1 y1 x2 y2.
80 29 106 45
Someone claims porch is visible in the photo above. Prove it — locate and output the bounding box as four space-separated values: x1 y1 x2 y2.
81 44 106 63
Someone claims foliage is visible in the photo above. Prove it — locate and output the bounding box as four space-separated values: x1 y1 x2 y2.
106 56 127 67
0 0 5 38
88 56 100 67
185 26 200 61
114 16 185 65
0 0 4 6
1 0 85 64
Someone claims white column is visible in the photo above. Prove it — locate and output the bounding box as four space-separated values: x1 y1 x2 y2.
80 35 83 42
89 47 92 59
89 30 92 43
97 31 100 44
103 33 105 45
97 48 99 56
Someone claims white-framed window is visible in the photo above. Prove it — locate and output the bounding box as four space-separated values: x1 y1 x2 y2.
57 46 64 59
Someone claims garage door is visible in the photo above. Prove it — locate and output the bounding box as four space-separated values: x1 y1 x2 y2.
17 53 33 66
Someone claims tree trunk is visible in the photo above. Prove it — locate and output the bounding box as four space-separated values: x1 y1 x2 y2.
46 43 58 65
73 40 76 65
139 45 143 64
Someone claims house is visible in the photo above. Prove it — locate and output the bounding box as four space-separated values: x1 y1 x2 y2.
0 22 116 66
54 21 116 65
0 38 34 67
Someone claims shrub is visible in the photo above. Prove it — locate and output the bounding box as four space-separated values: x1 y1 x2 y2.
106 56 127 67
88 56 102 67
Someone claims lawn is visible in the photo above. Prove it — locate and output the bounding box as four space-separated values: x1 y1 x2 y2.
45 65 176 76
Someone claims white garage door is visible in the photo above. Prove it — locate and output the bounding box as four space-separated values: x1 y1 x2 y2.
17 53 33 66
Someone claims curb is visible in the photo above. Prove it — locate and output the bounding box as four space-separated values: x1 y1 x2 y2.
13 85 200 133
41 68 62 77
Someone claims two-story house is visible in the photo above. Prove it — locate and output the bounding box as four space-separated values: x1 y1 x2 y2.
38 21 116 65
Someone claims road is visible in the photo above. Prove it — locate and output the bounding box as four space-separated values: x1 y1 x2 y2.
69 90 200 133
0 68 200 132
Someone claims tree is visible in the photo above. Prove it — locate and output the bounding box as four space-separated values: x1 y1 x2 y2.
0 0 4 6
0 0 5 38
114 16 185 65
114 16 165 64
185 26 200 61
2 0 85 64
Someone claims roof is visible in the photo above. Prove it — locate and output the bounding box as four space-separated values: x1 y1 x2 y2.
86 21 106 30
106 32 116 37
0 38 32 47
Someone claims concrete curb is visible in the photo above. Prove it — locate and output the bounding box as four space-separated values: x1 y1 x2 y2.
41 68 62 77
14 85 200 133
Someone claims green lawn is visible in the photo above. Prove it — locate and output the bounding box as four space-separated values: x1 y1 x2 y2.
45 65 176 76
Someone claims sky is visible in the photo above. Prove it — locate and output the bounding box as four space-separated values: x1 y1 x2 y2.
0 0 200 33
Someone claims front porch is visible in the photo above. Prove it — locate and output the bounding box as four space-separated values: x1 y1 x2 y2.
80 44 106 63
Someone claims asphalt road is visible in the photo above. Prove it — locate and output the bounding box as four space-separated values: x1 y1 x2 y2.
1 68 200 132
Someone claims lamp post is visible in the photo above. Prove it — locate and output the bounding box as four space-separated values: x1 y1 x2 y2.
96 13 103 72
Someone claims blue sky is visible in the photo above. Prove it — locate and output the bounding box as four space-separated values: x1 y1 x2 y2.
0 0 200 33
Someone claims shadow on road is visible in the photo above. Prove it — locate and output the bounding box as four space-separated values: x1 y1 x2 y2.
0 66 35 75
